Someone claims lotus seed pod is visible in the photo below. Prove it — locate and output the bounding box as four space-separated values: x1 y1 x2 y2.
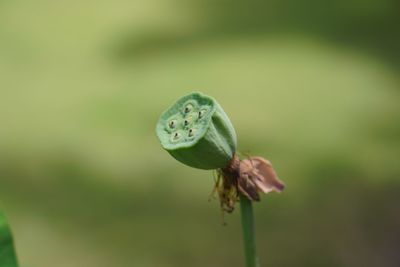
156 92 237 170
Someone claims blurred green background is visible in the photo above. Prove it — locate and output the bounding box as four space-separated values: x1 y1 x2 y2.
0 1 399 266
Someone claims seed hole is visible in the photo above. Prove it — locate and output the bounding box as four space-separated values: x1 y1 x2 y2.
168 120 177 129
183 115 193 127
188 128 195 137
184 104 193 114
170 132 181 142
198 109 207 119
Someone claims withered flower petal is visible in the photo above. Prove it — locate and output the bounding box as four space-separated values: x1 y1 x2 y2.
238 172 260 201
240 157 285 195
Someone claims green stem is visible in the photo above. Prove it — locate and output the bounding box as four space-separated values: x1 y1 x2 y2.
240 195 259 267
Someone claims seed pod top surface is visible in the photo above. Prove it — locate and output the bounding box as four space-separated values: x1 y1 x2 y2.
156 92 237 170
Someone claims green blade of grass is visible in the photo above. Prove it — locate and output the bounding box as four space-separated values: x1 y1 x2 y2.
0 211 18 267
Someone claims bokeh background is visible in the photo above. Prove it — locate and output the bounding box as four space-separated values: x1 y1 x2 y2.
1 1 399 267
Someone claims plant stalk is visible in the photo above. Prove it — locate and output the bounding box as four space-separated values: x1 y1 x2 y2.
240 194 259 267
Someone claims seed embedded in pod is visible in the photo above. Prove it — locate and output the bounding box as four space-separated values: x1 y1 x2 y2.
184 104 194 114
198 109 207 119
168 120 177 129
170 132 182 143
188 128 196 138
183 116 193 127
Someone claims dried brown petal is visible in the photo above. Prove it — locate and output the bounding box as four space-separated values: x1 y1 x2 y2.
238 172 260 201
240 157 285 194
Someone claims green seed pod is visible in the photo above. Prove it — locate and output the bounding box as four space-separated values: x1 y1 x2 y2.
156 92 237 170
